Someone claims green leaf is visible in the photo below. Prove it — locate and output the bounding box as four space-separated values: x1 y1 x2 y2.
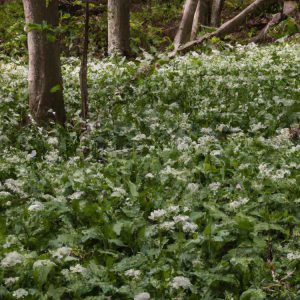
50 84 61 93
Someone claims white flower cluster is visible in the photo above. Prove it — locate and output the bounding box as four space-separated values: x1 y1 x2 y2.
70 264 87 274
258 163 291 181
33 259 56 269
170 276 192 289
148 209 167 221
287 252 300 261
209 182 221 191
4 179 26 197
229 197 249 210
68 191 84 200
134 292 151 300
1 251 23 268
149 207 198 233
4 277 19 286
12 289 28 299
28 201 44 212
125 269 141 279
51 246 75 262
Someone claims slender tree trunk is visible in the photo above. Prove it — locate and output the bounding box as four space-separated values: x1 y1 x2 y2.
211 0 224 27
174 0 199 49
80 1 89 122
199 0 212 26
22 0 66 125
107 0 130 56
191 0 201 40
191 0 212 40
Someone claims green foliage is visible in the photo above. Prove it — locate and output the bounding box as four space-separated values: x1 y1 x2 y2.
0 44 300 299
0 0 25 57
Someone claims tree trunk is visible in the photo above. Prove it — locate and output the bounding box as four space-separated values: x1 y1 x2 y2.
22 0 66 125
211 0 224 27
174 0 199 49
107 0 130 56
80 1 89 122
199 0 212 26
191 0 212 40
191 0 201 40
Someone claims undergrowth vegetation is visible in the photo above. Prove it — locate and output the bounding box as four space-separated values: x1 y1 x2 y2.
0 44 300 299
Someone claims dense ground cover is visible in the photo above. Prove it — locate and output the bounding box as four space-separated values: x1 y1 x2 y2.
0 44 300 299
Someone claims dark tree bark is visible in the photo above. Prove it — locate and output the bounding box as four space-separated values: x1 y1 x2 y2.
22 0 66 125
80 0 90 122
199 0 212 26
107 0 130 56
211 0 224 27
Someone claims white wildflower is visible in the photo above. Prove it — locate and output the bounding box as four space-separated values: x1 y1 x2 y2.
258 163 272 177
183 206 191 212
111 187 127 198
132 134 147 141
4 277 19 286
125 269 141 279
4 179 24 195
3 235 18 248
170 276 192 289
182 222 198 233
145 173 154 179
48 137 59 145
238 163 250 170
0 191 11 198
1 251 22 268
70 264 87 274
33 259 55 269
236 183 242 190
45 150 59 162
216 124 227 132
209 182 221 191
134 292 151 300
173 215 189 223
168 205 180 213
51 247 72 260
229 197 249 209
26 150 37 160
68 191 84 200
159 221 175 231
272 169 290 180
28 201 44 212
149 209 167 221
250 122 266 132
287 252 300 261
210 150 222 156
12 289 28 299
201 127 213 134
187 183 199 193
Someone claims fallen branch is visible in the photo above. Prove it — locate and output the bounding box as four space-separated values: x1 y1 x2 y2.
171 0 277 55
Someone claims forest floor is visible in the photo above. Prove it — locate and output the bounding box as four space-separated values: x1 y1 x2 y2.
0 43 299 299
